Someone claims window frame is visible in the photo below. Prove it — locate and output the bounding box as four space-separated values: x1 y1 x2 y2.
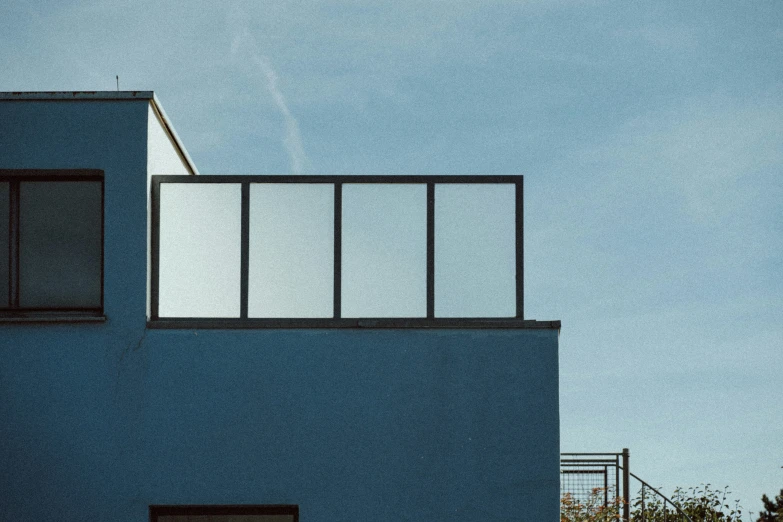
0 169 105 322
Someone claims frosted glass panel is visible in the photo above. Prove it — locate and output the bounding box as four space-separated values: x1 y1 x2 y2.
342 184 426 317
435 184 515 317
0 183 8 307
248 184 333 318
159 183 241 317
19 181 102 308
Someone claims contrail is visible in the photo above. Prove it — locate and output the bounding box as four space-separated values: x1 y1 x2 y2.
231 28 309 174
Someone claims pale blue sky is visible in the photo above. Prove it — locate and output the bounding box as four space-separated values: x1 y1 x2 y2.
2 0 781 515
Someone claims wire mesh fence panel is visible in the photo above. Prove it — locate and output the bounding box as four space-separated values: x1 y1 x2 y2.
561 467 615 506
561 453 625 512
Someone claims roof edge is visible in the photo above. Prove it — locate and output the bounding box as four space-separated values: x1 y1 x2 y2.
146 318 562 330
150 94 199 175
0 91 154 100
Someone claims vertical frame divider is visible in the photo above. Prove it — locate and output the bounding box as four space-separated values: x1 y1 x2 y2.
333 183 342 318
515 177 524 319
8 180 19 308
99 177 105 312
3 183 9 308
427 182 435 318
150 177 161 320
240 182 250 319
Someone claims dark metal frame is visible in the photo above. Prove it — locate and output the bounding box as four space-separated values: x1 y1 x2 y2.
0 169 104 321
149 175 537 329
149 504 298 521
561 449 695 522
561 450 630 521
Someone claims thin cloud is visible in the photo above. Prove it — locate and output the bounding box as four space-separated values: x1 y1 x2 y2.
230 26 309 174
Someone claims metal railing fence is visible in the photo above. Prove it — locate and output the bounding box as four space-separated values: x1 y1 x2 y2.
561 450 695 522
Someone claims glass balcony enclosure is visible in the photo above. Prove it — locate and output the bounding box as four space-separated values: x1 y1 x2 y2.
150 175 524 327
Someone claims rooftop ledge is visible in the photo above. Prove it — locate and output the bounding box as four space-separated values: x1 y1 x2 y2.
146 318 561 330
0 91 154 100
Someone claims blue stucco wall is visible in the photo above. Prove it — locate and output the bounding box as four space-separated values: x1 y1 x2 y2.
0 98 150 330
0 99 560 521
2 328 559 521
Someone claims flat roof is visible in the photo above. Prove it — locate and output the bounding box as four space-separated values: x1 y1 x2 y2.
0 91 154 100
0 91 199 175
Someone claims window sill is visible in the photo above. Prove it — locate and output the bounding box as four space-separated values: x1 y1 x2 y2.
0 312 106 323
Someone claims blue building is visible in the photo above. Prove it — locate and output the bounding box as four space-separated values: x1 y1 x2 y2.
0 92 560 521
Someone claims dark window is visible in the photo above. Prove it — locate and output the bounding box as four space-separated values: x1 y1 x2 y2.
150 505 299 522
0 170 103 316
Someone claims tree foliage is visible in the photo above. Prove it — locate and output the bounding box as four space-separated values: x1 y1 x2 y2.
561 484 753 521
630 484 746 521
561 488 624 522
757 489 783 522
